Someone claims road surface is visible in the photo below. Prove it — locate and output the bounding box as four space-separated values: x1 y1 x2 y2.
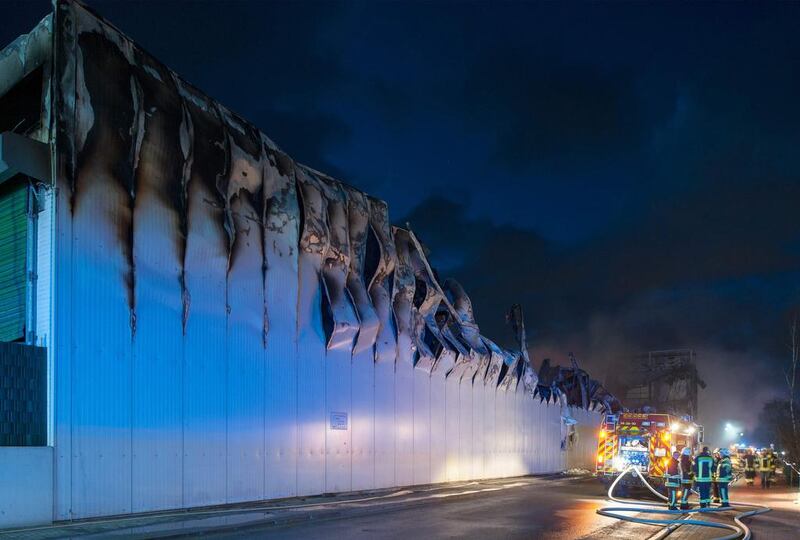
2 474 797 539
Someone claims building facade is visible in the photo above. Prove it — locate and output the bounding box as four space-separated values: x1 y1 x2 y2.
0 1 607 526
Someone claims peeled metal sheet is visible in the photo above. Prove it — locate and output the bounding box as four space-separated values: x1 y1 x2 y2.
295 167 327 496
262 142 300 499
368 198 396 488
220 111 267 504
366 197 396 364
314 173 354 494
343 186 376 491
391 227 415 486
344 187 379 354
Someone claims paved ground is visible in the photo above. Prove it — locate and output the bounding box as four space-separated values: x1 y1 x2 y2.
2 474 797 539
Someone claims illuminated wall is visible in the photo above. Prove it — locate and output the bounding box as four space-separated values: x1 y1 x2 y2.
45 0 601 519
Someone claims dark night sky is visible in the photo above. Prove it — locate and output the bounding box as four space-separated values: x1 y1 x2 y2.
4 0 800 443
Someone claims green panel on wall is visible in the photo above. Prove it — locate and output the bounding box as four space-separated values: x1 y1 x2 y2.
0 179 27 342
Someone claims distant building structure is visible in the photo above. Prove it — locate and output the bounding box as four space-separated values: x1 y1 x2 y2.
613 349 706 419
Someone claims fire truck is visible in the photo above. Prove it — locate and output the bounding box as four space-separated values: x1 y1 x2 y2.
596 412 704 487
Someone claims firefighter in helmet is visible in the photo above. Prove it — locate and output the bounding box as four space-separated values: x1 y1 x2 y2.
679 446 694 510
758 448 773 489
664 450 682 511
743 448 756 486
693 446 715 508
715 448 733 507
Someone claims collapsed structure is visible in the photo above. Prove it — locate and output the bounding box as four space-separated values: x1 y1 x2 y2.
0 0 617 526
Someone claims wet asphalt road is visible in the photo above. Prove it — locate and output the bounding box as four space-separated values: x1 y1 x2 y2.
200 475 656 540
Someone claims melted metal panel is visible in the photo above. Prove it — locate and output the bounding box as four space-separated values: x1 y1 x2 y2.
295 167 327 496
345 189 376 490
262 143 300 499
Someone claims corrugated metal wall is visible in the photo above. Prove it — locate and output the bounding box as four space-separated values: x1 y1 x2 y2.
49 0 602 520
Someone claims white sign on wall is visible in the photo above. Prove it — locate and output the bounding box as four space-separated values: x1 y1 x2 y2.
330 412 348 430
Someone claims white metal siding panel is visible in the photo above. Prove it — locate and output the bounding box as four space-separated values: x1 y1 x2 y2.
226 193 267 504
324 346 352 493
412 367 430 485
471 377 485 479
458 375 473 481
182 182 228 508
131 166 184 513
70 165 134 518
373 357 395 488
515 388 526 476
296 256 326 496
53 179 72 520
429 367 446 484
350 347 374 491
394 357 413 486
444 374 459 481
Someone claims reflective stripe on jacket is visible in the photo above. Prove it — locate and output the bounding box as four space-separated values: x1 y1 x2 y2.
664 458 681 487
694 453 715 482
715 457 732 483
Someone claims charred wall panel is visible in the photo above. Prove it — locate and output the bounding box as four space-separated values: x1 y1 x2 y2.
262 144 300 500
369 200 396 488
52 0 76 519
178 82 228 509
69 20 137 518
128 52 185 513
294 168 327 496
345 187 376 491
223 112 267 504
391 228 414 486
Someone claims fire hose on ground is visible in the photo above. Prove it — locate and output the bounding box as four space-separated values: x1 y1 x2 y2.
597 465 771 540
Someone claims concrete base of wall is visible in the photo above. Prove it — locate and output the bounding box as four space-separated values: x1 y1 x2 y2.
0 446 53 528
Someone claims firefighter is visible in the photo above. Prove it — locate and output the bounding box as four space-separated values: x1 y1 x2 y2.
716 448 733 508
679 446 694 510
664 450 682 511
759 449 772 489
711 448 721 504
743 449 756 486
693 446 715 508
769 449 778 484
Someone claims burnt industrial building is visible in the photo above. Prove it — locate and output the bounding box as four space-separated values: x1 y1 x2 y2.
0 1 617 527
